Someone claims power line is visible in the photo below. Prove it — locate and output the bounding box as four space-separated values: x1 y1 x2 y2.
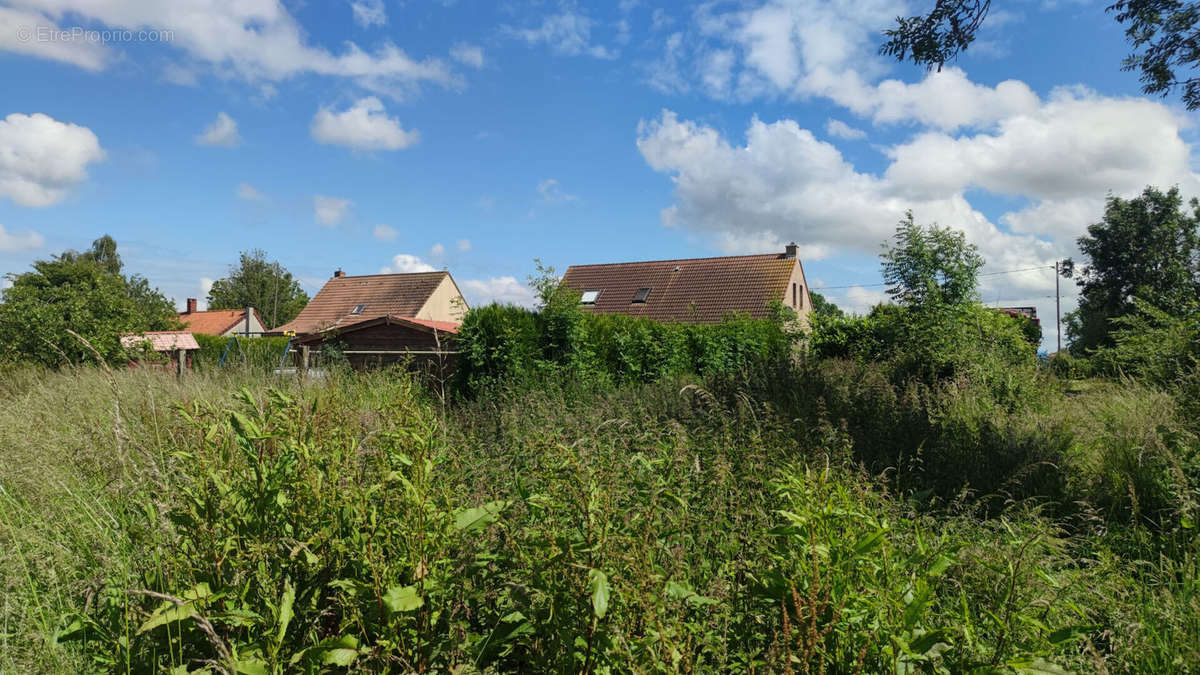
810 264 1055 291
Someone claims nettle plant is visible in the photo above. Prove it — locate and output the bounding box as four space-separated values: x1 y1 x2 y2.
72 384 512 673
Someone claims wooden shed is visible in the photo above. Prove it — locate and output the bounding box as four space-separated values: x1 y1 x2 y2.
291 315 458 373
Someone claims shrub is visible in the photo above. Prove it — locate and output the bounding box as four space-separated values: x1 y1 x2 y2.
192 334 293 372
453 302 794 396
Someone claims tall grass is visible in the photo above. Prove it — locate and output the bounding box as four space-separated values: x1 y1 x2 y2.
1 363 1197 672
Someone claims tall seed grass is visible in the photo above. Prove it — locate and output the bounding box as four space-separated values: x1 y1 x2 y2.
0 364 1197 672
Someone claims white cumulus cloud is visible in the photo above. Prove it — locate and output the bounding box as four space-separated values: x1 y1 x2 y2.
0 112 105 207
196 112 240 147
350 0 386 27
314 195 352 227
450 42 484 68
0 6 108 70
0 224 44 251
311 97 419 151
825 118 866 140
0 0 458 99
235 182 264 200
381 253 436 273
505 10 616 59
537 178 576 203
460 276 537 307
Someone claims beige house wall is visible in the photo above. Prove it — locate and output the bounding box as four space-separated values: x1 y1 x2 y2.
782 260 814 330
222 309 268 336
416 275 469 322
220 310 268 337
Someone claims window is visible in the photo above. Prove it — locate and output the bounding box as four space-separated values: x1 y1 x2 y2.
792 283 797 308
350 304 366 315
632 287 651 303
797 285 804 309
580 290 600 305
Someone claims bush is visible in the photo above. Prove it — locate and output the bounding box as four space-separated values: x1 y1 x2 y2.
454 302 795 396
192 334 292 372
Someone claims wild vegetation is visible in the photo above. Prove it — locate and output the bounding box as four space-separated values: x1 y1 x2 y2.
2 200 1198 672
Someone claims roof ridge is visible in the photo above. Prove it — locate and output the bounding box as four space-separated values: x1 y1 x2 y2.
328 271 448 280
566 253 785 268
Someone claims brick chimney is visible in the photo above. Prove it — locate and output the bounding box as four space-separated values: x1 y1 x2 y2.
784 242 798 259
333 269 346 278
185 298 197 314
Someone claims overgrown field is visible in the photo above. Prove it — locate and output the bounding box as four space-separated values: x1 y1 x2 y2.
1 356 1197 674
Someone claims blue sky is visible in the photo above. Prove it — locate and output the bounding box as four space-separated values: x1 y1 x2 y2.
0 0 1196 348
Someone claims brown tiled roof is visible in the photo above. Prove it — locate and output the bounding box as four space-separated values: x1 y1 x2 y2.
121 331 200 351
561 253 797 323
179 308 263 336
273 272 449 335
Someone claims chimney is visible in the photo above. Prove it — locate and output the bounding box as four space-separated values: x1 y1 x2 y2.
185 298 197 314
333 269 346 278
784 242 798 259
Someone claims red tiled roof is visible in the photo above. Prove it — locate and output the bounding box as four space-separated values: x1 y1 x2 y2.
561 253 798 323
273 272 451 335
179 308 262 336
121 331 200 351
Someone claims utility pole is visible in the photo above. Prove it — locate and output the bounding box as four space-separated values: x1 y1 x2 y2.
1054 261 1061 354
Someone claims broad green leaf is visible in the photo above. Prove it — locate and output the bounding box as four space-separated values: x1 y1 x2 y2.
136 583 213 635
1010 657 1071 674
588 568 609 620
383 584 424 613
665 580 718 607
306 636 360 667
235 659 268 675
1048 624 1100 645
902 580 931 630
853 528 888 556
453 500 510 533
322 649 359 667
230 411 262 440
908 628 950 654
276 580 295 646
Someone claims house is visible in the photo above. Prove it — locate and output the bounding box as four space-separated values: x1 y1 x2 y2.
1000 306 1040 327
271 269 468 336
120 331 200 371
561 243 813 324
292 315 459 372
178 298 267 336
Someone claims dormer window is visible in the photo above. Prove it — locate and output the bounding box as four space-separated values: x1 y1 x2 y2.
350 304 366 315
632 287 651 303
580 290 600 305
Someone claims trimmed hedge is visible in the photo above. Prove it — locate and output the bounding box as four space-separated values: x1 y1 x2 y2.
193 333 292 372
454 302 794 395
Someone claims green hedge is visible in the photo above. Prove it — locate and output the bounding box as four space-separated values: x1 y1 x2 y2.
193 334 292 372
454 302 794 395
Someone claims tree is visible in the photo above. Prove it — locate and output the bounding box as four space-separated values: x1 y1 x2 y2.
809 291 845 319
206 250 309 329
1065 186 1200 354
0 235 177 367
882 0 1200 110
881 211 984 309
